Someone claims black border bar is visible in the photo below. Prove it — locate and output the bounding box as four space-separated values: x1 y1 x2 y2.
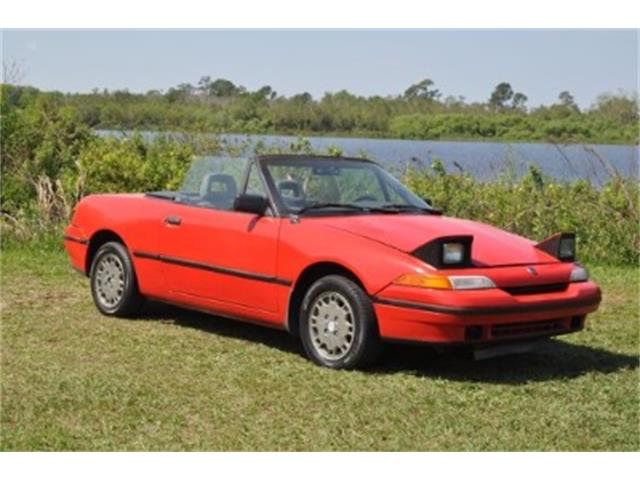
63 235 89 245
133 250 292 287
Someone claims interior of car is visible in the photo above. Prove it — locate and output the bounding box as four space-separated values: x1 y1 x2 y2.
198 173 238 210
277 180 305 209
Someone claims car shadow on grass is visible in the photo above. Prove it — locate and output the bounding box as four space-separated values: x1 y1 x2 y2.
140 302 637 385
141 301 302 356
375 341 639 384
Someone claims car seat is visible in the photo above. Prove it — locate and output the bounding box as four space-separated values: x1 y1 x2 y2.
278 180 305 209
199 173 238 210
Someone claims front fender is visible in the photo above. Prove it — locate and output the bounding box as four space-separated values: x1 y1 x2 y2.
277 218 428 295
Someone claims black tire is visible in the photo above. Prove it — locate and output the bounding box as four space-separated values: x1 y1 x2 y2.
89 241 144 317
299 275 382 369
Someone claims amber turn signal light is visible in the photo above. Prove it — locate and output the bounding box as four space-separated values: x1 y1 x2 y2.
392 273 453 290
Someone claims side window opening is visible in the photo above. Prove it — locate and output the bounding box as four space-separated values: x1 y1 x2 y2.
174 156 247 210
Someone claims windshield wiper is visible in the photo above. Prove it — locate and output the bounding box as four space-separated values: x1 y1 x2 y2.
296 203 370 215
146 191 178 201
379 204 442 214
296 202 442 216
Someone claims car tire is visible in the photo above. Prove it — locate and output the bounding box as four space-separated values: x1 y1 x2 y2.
299 275 382 369
90 241 144 317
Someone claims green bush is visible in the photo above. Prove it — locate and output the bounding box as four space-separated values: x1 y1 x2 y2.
1 89 199 238
405 161 639 265
1 87 94 214
389 112 639 144
76 134 194 195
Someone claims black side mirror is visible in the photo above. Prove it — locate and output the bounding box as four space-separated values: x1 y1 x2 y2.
233 194 269 216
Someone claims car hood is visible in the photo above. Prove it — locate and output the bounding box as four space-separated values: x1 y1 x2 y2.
314 214 558 267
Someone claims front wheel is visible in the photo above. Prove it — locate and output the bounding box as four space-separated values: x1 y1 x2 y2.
299 275 382 369
90 241 144 317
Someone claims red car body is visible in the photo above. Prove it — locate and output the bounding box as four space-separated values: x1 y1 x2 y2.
64 155 601 360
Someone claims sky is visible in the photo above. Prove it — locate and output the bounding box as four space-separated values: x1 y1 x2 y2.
1 29 638 108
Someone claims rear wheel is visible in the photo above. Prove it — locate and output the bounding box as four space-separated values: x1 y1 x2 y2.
90 241 143 317
299 275 382 369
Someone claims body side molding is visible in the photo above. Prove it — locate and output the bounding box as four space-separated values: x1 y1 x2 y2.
132 250 293 286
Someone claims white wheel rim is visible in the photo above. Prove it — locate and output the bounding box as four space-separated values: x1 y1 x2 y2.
308 291 355 361
95 253 125 309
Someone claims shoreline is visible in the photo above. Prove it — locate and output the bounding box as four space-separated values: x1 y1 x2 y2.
96 127 640 148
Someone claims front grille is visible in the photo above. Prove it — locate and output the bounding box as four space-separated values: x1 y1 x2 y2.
502 283 568 295
491 319 567 338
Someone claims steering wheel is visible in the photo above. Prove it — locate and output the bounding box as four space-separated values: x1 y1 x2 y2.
354 195 378 203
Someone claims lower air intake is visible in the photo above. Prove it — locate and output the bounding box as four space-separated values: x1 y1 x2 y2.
502 283 568 295
491 319 567 338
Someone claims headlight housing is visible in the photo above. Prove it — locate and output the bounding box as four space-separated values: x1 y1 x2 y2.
559 236 576 261
393 273 495 290
570 265 589 282
412 235 473 268
535 232 576 262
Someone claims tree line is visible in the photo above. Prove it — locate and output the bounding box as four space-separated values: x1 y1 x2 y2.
2 78 638 144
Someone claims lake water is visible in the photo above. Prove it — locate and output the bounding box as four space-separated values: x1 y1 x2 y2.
100 130 639 183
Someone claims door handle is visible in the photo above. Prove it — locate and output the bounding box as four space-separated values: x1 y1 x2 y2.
164 215 182 226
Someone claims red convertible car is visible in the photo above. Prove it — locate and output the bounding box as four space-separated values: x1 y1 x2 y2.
64 154 601 368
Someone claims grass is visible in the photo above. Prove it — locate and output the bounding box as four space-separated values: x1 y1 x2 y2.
1 245 638 451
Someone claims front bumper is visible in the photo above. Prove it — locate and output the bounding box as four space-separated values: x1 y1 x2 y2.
373 280 601 344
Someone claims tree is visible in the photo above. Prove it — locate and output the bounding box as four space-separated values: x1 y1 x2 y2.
291 92 313 103
197 77 242 97
557 91 579 112
593 92 639 124
489 82 527 111
211 78 242 97
558 91 576 107
165 83 195 103
197 76 211 95
489 82 514 110
176 83 195 96
512 92 528 111
404 79 441 101
256 85 276 100
444 95 466 109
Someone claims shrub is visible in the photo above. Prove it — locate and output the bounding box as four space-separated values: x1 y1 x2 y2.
75 134 194 195
405 161 639 265
1 91 198 238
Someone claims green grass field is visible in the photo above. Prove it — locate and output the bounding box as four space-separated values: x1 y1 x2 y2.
1 246 638 451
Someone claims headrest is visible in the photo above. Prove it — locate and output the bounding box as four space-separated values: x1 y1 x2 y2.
278 180 303 198
200 173 238 199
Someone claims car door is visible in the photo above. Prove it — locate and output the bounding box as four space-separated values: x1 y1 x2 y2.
157 160 282 314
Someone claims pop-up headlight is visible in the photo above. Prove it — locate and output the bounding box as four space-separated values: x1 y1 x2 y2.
412 235 473 269
443 242 465 265
535 233 576 262
559 236 576 261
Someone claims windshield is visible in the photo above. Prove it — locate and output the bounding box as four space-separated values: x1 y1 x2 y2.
261 156 429 214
